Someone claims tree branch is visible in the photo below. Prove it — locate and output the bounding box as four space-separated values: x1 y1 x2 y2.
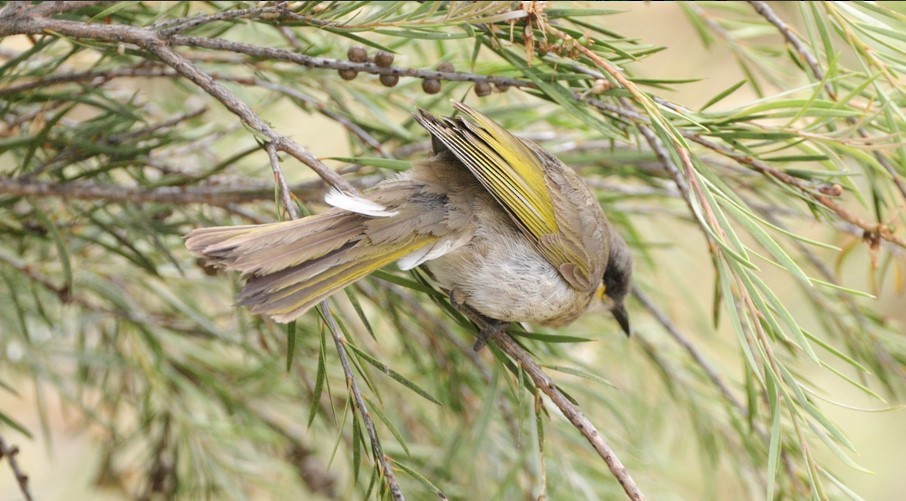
0 431 32 501
170 34 531 89
489 332 645 501
582 96 906 250
0 12 354 193
27 1 112 17
748 1 906 205
263 139 404 499
322 308 405 500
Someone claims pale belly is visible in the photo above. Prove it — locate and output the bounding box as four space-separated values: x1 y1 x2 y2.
424 229 594 326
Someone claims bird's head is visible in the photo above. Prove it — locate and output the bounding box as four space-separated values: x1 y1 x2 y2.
596 231 632 335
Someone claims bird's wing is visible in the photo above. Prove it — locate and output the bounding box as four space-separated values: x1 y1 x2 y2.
414 101 596 291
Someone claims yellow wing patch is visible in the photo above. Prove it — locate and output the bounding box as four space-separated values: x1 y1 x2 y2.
414 102 592 289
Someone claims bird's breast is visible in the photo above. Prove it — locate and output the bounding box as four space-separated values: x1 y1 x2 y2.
424 217 594 326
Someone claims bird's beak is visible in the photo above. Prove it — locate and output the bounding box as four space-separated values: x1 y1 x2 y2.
612 303 630 336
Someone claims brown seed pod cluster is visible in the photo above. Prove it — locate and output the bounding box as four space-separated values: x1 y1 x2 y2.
338 50 502 97
342 46 400 87
338 45 366 80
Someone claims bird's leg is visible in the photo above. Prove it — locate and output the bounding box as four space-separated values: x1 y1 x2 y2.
449 288 509 351
470 317 507 352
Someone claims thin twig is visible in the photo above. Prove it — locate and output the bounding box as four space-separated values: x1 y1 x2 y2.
265 142 300 220
489 331 645 501
0 13 354 193
0 432 32 501
0 176 328 206
170 35 532 89
232 76 389 156
748 2 833 98
748 0 906 204
152 4 289 35
0 65 176 96
683 133 906 249
264 138 404 499
581 96 906 250
632 287 745 417
0 246 71 302
322 307 405 500
27 1 112 17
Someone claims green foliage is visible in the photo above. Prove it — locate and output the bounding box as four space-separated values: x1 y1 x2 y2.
0 1 904 499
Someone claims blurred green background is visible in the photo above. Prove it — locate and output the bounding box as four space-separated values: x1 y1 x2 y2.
1 2 904 499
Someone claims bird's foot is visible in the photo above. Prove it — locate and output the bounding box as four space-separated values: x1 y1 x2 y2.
449 288 508 352
472 319 507 351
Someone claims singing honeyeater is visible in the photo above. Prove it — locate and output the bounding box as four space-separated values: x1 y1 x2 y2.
186 102 632 348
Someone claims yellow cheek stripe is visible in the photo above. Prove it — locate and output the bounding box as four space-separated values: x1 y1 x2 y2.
595 283 606 301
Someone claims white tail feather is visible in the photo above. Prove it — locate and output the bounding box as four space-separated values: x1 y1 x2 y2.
324 188 397 217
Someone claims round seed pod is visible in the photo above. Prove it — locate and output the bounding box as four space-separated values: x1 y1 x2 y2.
347 45 367 63
338 69 358 80
437 62 455 73
474 81 492 97
379 73 399 87
422 79 441 94
494 81 510 92
374 51 394 68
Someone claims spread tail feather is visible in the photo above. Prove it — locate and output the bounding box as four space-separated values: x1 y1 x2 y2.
186 209 438 323
241 239 430 322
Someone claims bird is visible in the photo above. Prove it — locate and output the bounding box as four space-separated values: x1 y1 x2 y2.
185 101 632 349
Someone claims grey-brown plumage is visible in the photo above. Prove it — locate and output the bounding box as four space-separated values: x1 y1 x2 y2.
186 102 632 338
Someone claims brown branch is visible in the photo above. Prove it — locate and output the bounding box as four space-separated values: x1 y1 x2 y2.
152 4 289 35
0 12 354 193
489 331 645 500
748 1 906 206
145 42 353 193
0 245 71 302
27 1 113 17
265 142 300 220
322 307 405 500
170 34 532 89
263 140 404 498
227 76 389 156
0 65 176 96
632 287 745 417
747 2 833 98
0 2 32 19
683 133 906 249
0 63 391 157
581 96 906 250
0 432 32 501
0 176 332 206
